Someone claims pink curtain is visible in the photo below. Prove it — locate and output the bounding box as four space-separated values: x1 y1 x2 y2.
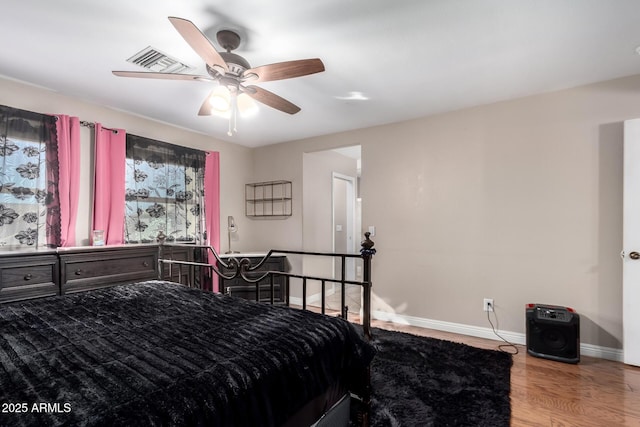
205 151 220 292
55 115 81 247
92 124 126 245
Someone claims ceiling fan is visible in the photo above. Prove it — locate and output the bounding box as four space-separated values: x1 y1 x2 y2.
112 17 325 120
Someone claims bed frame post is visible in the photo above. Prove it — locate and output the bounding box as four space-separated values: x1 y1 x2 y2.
360 232 375 341
359 232 375 427
156 230 167 279
361 257 372 341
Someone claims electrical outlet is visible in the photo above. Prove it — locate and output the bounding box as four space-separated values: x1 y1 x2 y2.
483 298 494 312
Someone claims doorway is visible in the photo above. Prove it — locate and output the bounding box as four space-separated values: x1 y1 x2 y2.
301 145 361 312
332 172 357 280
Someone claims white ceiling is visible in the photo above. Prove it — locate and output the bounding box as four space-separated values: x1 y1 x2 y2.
2 1 640 148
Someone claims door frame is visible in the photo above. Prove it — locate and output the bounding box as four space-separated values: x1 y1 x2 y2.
623 118 640 366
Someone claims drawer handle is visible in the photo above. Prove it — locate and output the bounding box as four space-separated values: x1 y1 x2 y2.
75 269 83 275
142 261 150 267
24 274 33 280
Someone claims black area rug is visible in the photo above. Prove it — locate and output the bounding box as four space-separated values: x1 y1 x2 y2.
355 327 512 427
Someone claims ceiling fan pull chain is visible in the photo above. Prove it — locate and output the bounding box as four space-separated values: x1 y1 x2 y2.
233 109 238 133
226 93 239 136
232 95 238 134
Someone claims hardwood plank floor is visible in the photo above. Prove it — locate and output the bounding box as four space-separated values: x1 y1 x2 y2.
367 320 640 427
299 301 640 426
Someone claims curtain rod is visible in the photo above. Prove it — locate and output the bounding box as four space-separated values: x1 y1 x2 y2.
79 120 119 134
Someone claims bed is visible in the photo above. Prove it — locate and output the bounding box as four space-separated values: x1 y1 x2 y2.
0 237 376 426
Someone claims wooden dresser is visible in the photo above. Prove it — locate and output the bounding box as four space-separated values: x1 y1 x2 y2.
218 254 287 303
0 244 196 303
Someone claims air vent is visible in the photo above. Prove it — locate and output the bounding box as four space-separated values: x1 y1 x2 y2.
126 46 191 73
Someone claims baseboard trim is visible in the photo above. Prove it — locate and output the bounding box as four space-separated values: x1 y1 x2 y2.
371 310 623 362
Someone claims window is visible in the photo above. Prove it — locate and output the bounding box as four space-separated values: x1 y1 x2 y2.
0 106 60 249
124 134 206 244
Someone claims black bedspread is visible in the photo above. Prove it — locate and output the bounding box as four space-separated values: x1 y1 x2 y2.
0 280 374 427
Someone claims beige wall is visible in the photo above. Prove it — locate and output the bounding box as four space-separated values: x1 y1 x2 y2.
0 76 253 251
252 74 640 349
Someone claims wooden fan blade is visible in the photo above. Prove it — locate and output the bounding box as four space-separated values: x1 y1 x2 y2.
198 91 213 116
242 58 324 84
243 85 301 114
112 71 212 81
168 16 229 72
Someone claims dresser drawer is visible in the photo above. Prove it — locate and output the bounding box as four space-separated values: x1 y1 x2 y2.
66 255 155 279
60 246 158 293
2 264 55 287
0 254 58 303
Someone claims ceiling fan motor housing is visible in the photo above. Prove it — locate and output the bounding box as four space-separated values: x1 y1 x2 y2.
219 52 250 75
212 30 250 76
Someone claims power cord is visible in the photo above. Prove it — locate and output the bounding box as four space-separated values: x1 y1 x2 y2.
486 302 519 355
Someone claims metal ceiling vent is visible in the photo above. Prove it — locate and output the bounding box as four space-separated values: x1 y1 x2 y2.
126 46 191 73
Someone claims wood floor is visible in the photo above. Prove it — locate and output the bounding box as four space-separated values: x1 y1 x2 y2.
367 320 640 427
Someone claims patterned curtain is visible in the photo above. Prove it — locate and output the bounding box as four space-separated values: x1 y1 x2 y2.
125 134 206 244
0 105 60 249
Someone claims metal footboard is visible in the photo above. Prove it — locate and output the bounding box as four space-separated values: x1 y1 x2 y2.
157 232 376 427
157 232 376 340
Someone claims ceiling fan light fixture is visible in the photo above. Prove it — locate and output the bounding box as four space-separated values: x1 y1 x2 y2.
205 86 255 136
237 93 258 117
208 86 231 114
